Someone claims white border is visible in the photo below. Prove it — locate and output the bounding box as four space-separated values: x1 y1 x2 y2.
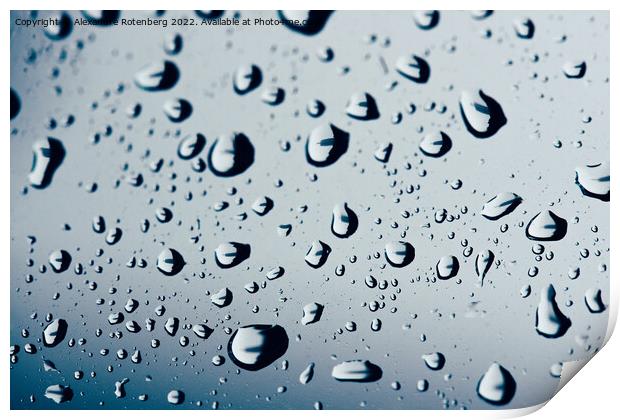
3 1 617 418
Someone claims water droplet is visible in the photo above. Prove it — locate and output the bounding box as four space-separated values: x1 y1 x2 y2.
134 60 180 91
302 302 324 325
481 192 522 220
43 319 68 347
164 98 192 122
535 284 571 338
208 132 255 177
299 362 315 384
228 324 289 371
419 131 452 157
395 55 430 83
575 162 609 201
459 90 506 138
331 203 358 238
331 360 383 382
563 61 586 79
167 390 185 405
28 137 66 189
422 352 445 370
44 384 73 404
476 363 516 405
525 211 568 241
48 249 71 273
177 133 206 160
306 124 349 167
385 241 415 267
475 249 494 286
436 255 459 280
345 92 379 120
305 241 331 268
233 64 262 95
277 11 332 35
156 248 185 276
413 11 439 30
585 288 606 313
214 242 250 268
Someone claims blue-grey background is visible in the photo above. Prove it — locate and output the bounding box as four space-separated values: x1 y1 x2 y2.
10 10 609 409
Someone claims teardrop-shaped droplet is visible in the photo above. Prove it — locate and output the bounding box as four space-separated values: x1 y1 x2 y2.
305 240 331 268
331 203 358 238
307 99 325 118
459 90 506 138
345 92 379 120
164 98 192 122
28 137 66 189
419 131 452 157
156 248 185 276
177 133 206 160
475 249 494 286
214 242 251 268
331 360 383 382
384 241 415 268
395 54 430 83
207 132 255 177
306 124 350 167
233 64 262 95
228 324 289 371
436 255 459 280
277 11 332 35
525 210 567 241
476 363 517 405
164 33 183 55
535 284 571 338
575 162 609 201
302 302 324 325
481 192 522 220
134 60 179 91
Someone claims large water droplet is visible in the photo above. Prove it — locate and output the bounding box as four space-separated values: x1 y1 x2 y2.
299 362 315 384
331 203 358 238
43 319 68 347
584 288 606 313
28 137 66 189
164 98 192 122
563 61 587 79
419 131 452 157
384 241 415 268
535 284 571 338
395 54 430 83
476 363 516 405
214 242 251 268
44 384 73 404
156 248 185 276
302 302 324 325
228 324 289 371
233 64 262 95
134 60 180 91
475 249 494 286
207 132 255 177
525 210 568 241
177 133 206 160
481 192 522 220
422 352 445 370
306 124 349 167
459 90 506 138
48 249 71 273
305 240 331 268
331 360 383 382
513 17 535 39
436 255 459 280
345 92 379 120
575 162 609 201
